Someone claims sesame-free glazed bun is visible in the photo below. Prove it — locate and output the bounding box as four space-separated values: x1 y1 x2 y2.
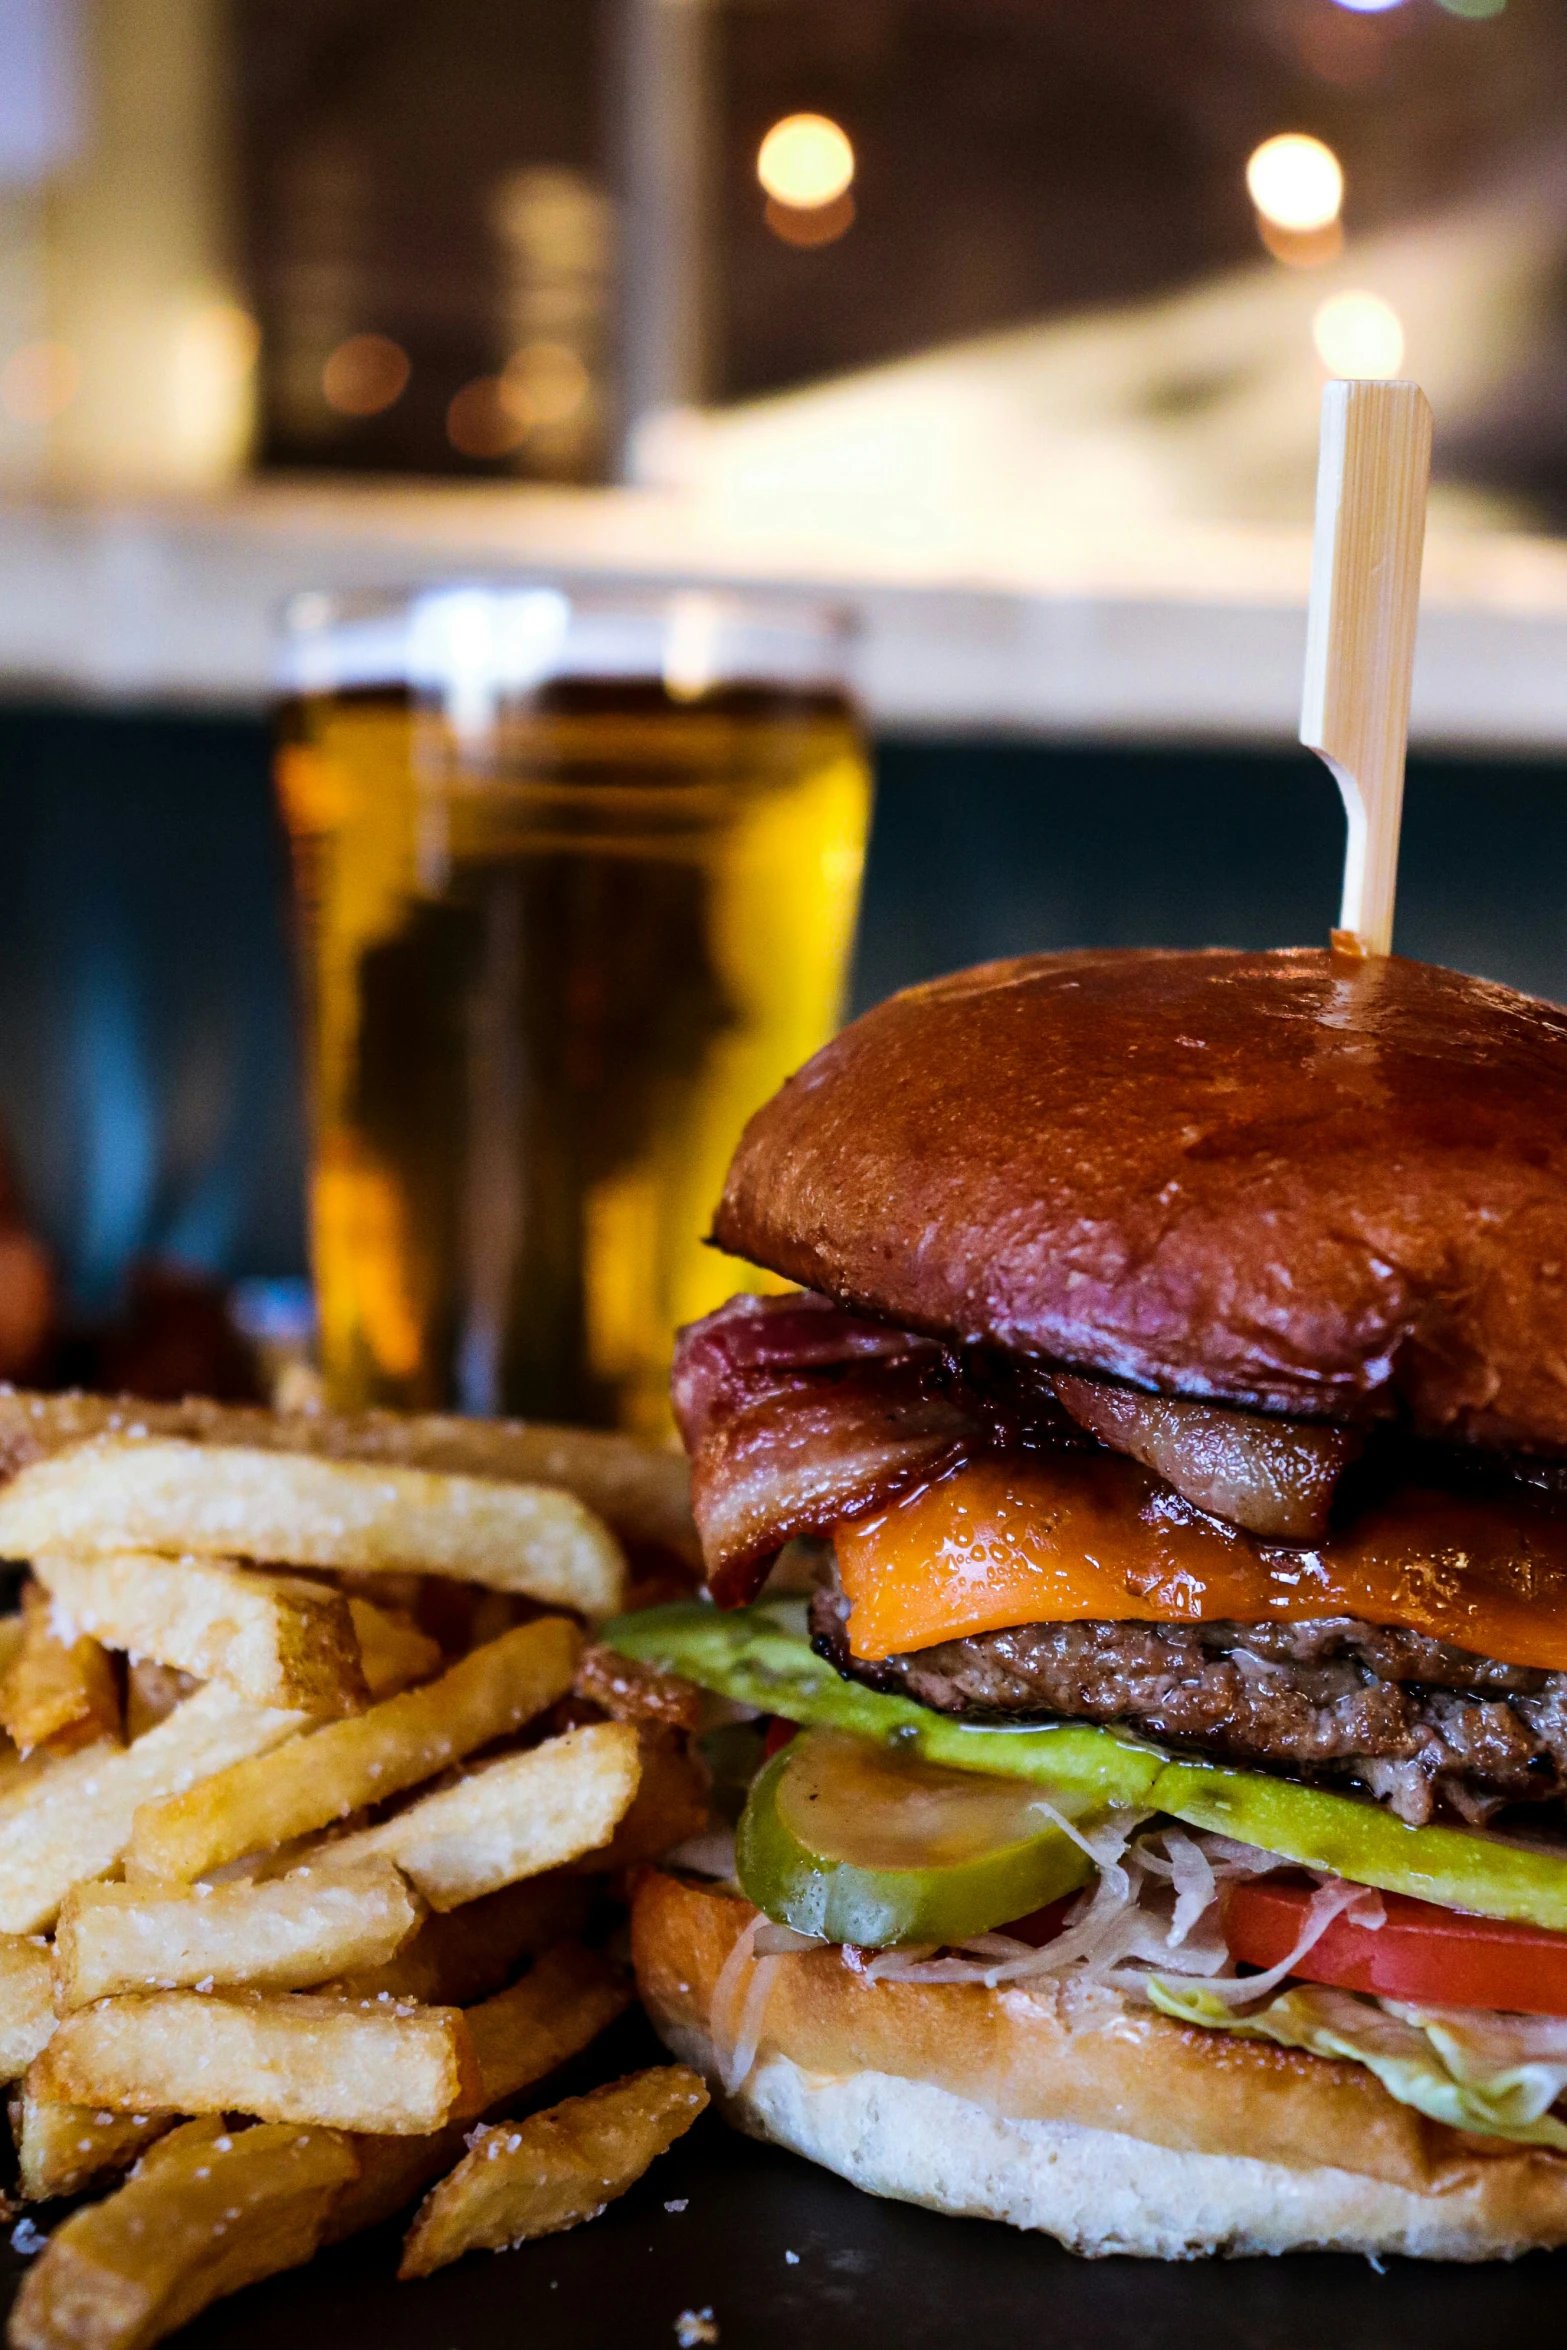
712 949 1567 1450
634 1873 1567 2260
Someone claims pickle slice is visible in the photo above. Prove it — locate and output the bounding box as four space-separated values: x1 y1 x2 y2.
735 1726 1095 1946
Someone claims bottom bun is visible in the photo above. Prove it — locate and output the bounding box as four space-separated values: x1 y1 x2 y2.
632 1872 1567 2261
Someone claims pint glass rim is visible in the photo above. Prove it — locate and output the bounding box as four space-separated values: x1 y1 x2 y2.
276 580 862 705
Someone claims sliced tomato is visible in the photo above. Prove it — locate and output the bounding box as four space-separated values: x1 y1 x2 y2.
761 1717 799 1760
1222 1874 1567 2015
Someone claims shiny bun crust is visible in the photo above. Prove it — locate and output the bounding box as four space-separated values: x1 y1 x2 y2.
633 1873 1567 2260
712 948 1567 1450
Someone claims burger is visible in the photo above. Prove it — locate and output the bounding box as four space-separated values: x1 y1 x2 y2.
612 946 1567 2258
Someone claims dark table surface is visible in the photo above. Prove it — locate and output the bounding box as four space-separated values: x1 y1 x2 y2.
4 2010 1564 2350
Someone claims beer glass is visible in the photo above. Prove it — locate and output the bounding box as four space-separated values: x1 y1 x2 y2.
275 584 871 1435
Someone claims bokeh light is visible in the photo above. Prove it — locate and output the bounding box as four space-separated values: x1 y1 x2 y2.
757 114 855 210
501 341 590 428
323 333 411 417
1246 135 1344 232
446 377 528 459
766 191 855 248
0 341 79 424
1312 290 1405 378
1436 0 1505 15
1329 0 1407 12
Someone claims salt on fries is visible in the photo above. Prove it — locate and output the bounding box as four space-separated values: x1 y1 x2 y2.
54 1857 425 2004
0 1440 628 1618
128 1616 583 1884
10 2116 358 2350
32 1552 368 1717
320 1722 641 1908
34 1988 480 2135
0 1394 708 2350
0 1389 699 1570
400 2066 709 2277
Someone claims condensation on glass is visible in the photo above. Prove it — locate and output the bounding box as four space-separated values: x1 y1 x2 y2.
275 584 871 1436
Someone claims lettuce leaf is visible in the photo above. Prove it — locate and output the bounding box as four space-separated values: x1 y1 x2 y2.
1146 1976 1567 2149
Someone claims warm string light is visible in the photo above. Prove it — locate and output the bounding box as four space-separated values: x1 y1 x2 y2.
1246 134 1343 232
757 114 854 208
323 334 410 418
758 114 856 249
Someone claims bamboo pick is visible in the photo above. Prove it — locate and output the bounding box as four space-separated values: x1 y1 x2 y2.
1299 378 1433 959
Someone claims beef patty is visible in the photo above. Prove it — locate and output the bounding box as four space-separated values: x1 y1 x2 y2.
808 1580 1567 1828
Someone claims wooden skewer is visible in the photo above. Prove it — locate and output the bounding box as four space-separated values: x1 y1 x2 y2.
1299 378 1433 959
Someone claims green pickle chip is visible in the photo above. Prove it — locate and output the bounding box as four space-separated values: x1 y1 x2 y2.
608 1600 1567 1934
736 1725 1095 1945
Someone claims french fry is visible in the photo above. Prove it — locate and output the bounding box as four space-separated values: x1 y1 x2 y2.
0 1440 627 1617
399 2066 708 2277
322 1722 641 1911
572 1733 710 1875
9 2084 171 2201
322 1942 633 2243
54 1856 424 2006
457 1941 633 2116
124 1662 197 1743
34 1987 477 2134
0 1931 56 2079
0 1388 698 1566
0 1582 120 1757
33 1552 368 1718
348 1598 441 1697
0 1683 311 1934
129 1618 582 1884
8 2115 358 2350
325 1873 590 2006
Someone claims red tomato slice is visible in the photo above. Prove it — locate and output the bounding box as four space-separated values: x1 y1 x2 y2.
1222 1875 1567 2015
761 1718 798 1760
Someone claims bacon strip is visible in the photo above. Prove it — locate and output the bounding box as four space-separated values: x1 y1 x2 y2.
672 1295 980 1602
674 1293 1373 1604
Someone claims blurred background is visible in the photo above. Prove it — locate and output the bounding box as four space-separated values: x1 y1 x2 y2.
2 0 1567 1404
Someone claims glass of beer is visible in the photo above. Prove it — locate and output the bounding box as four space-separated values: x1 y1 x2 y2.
275 584 871 1435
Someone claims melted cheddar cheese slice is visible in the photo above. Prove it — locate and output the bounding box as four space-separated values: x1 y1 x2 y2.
834 1451 1567 1673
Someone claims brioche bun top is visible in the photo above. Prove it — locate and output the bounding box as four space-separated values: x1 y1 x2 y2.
711 948 1567 1449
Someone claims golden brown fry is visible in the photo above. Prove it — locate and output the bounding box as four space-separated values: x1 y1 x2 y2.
129 1617 582 1885
0 1684 310 1934
347 1598 440 1696
457 1942 632 2116
35 1987 477 2134
53 1856 424 2006
33 1551 368 1718
573 1733 709 1875
322 1943 633 2243
8 2115 357 2350
399 2066 708 2277
573 1643 701 1732
0 1582 120 1758
0 1389 698 1566
123 1662 197 1743
0 1932 56 2080
323 1722 641 1911
0 1440 627 1616
325 1874 590 2007
9 2082 171 2201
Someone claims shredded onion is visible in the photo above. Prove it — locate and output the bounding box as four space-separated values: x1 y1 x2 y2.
831 1818 1392 2003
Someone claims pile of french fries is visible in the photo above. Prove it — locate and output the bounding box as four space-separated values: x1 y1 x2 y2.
0 1393 712 2350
